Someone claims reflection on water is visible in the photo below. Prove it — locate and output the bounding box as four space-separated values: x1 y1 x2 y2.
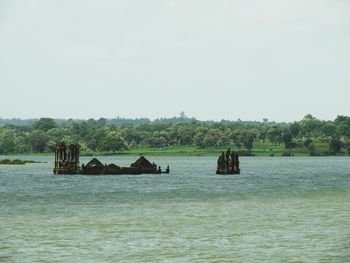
1 156 349 262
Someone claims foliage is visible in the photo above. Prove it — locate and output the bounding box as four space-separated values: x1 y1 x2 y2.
26 130 49 153
329 138 343 154
98 131 128 153
0 115 350 156
33 118 57 131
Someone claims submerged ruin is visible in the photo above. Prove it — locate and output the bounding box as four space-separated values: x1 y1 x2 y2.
53 142 169 175
216 148 240 174
53 143 80 174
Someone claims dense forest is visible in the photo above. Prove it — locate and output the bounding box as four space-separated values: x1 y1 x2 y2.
0 115 350 156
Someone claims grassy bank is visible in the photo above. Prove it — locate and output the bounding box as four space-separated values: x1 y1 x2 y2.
94 142 346 157
115 145 332 157
3 144 345 157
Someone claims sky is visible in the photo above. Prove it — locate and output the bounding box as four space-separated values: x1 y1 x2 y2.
0 0 349 122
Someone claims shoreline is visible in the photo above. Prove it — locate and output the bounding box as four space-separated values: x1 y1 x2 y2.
1 149 349 157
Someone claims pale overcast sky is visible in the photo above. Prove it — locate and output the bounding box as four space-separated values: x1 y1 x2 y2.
0 0 349 122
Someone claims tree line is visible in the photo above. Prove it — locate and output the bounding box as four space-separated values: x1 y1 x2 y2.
0 114 350 155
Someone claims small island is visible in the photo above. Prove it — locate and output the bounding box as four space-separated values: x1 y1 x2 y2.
0 159 44 165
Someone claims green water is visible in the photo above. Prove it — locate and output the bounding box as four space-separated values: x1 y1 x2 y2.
1 156 349 262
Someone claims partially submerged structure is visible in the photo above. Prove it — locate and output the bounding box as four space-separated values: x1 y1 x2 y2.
53 143 169 175
216 148 240 174
53 143 80 174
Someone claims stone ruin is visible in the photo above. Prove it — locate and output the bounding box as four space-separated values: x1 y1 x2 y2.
216 148 240 174
53 142 169 175
53 142 80 174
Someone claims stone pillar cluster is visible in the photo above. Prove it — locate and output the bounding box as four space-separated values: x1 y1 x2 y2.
53 142 80 174
216 148 240 174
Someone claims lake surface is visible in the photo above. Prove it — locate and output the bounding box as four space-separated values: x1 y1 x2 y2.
1 156 349 262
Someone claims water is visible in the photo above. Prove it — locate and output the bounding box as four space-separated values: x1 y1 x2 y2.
1 156 349 262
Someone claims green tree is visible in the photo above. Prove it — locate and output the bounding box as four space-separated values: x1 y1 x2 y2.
282 132 295 149
300 115 322 137
193 126 209 148
14 135 28 153
85 129 107 151
329 138 343 154
0 128 16 154
321 123 337 137
267 126 284 145
202 129 223 147
26 130 49 152
33 118 56 131
335 116 350 137
302 137 313 149
176 124 195 145
98 131 128 153
241 130 256 152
